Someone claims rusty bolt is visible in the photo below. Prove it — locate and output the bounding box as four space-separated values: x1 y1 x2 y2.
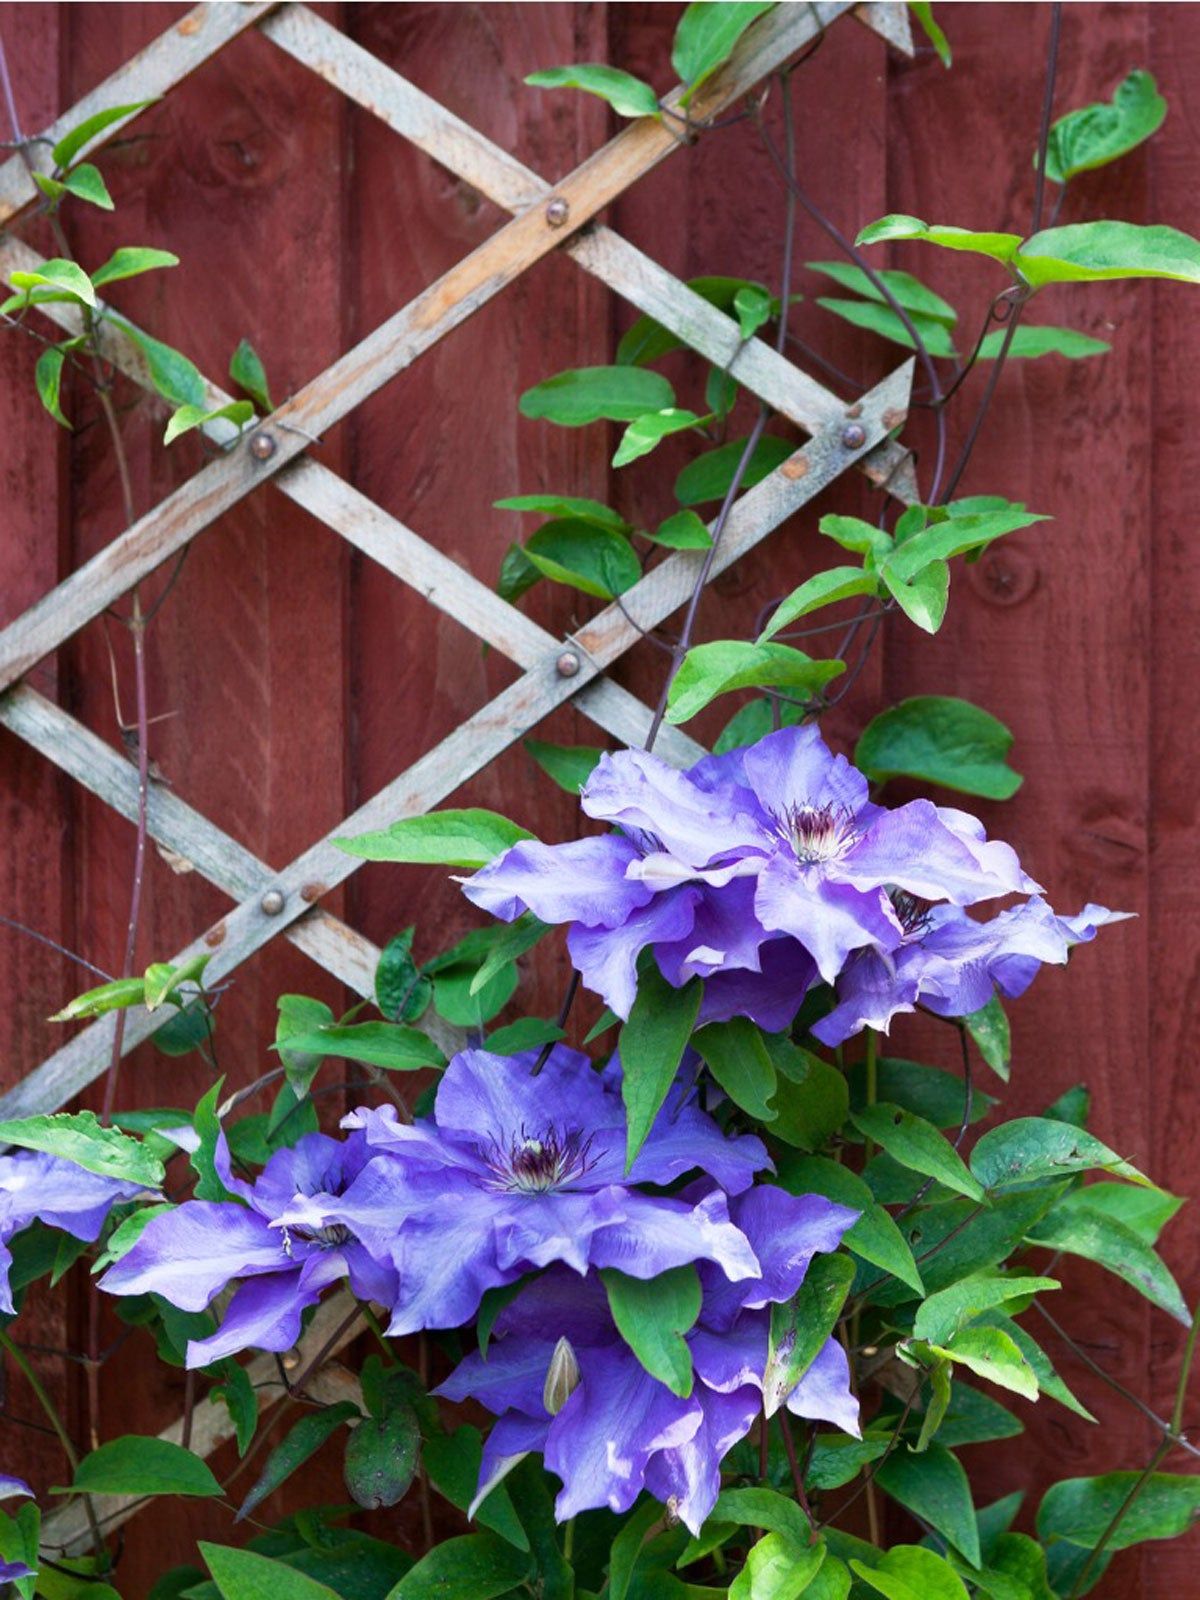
545 196 570 228
555 650 581 678
260 888 285 915
249 431 277 461
841 422 867 450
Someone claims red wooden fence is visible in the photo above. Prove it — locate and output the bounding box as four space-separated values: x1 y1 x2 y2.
1 4 1197 1594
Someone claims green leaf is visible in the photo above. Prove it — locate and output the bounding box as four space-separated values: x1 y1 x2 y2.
1037 1471 1200 1553
978 325 1110 360
733 284 774 340
1019 218 1200 286
850 1104 984 1201
524 739 604 793
618 275 773 365
486 1018 565 1054
922 1325 1039 1401
914 1272 1060 1345
816 297 957 358
35 346 70 428
614 407 709 468
881 556 949 633
524 518 642 598
0 1110 161 1187
1043 69 1167 185
520 365 674 426
152 997 214 1058
163 399 253 445
855 696 1021 799
1025 1203 1191 1324
602 1265 701 1397
808 260 956 322
434 958 517 1028
384 1533 532 1599
971 1116 1153 1191
712 697 803 753
915 1359 952 1452
50 974 146 1021
118 322 206 407
467 914 549 997
59 1437 220 1498
619 967 702 1169
344 1402 420 1509
1058 1181 1182 1246
693 1018 777 1118
40 162 113 209
982 1532 1056 1600
144 952 211 1011
201 1544 343 1600
851 1546 970 1600
237 1403 361 1522
190 1079 234 1202
804 1433 890 1491
335 808 533 868
423 1426 529 1550
666 641 844 724
885 505 1048 582
764 1252 855 1416
525 63 660 118
965 997 1011 1079
935 1384 1023 1448
10 258 96 307
758 568 878 643
609 1498 665 1600
848 1056 994 1131
275 994 334 1097
974 1312 1096 1421
880 1190 1061 1306
728 1532 825 1599
270 1021 445 1072
648 510 713 550
712 1487 812 1547
51 99 154 168
230 338 274 412
818 513 893 558
775 1153 924 1295
856 214 1022 264
875 1445 980 1566
764 1040 850 1153
909 4 951 66
91 246 179 287
1044 1082 1091 1127
211 1359 257 1457
674 434 795 505
495 492 631 532
375 929 432 1023
671 2 775 103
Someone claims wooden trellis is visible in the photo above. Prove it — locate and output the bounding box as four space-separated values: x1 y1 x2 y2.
0 0 917 1547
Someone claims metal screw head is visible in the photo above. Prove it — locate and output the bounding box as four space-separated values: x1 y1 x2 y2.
555 650 581 678
249 431 277 461
260 888 285 915
841 422 867 450
545 196 570 228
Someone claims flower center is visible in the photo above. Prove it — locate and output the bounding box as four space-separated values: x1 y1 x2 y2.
890 889 934 937
486 1126 595 1194
776 802 860 865
279 1221 352 1257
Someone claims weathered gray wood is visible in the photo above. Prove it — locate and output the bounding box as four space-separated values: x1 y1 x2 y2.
0 3 276 226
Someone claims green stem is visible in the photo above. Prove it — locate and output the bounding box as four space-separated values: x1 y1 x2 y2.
563 1517 575 1562
357 1301 392 1358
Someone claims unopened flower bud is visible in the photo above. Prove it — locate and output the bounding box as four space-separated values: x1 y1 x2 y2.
543 1336 581 1416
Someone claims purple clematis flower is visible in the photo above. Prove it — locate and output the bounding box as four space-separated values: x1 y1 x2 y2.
334 1045 769 1336
461 726 1035 1022
812 897 1131 1046
0 1479 30 1502
438 1182 859 1534
99 1130 396 1368
0 1151 151 1316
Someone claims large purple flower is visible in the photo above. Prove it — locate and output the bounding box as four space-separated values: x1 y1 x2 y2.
99 1131 396 1368
0 1151 150 1315
461 726 1034 1021
812 897 1131 1046
438 1183 859 1534
334 1045 769 1336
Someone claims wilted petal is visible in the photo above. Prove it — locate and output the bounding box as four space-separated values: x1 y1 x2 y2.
567 889 701 1020
461 835 654 928
99 1202 288 1311
786 1337 860 1436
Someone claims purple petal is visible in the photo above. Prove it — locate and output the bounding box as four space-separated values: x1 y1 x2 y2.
588 1188 761 1283
0 1240 12 1316
0 1476 31 1501
567 888 701 1020
473 1413 550 1517
250 1133 350 1222
690 1315 769 1394
433 1047 620 1156
437 1338 559 1417
811 949 920 1046
654 879 770 985
935 806 1042 895
786 1337 860 1436
700 1187 857 1330
382 1190 524 1335
645 1383 762 1536
583 750 765 867
1 1149 149 1240
460 835 654 928
754 857 900 984
494 1188 626 1276
0 1560 35 1583
492 1266 616 1348
698 939 817 1032
185 1266 319 1368
99 1202 288 1311
839 800 1023 906
625 1081 770 1196
740 725 869 821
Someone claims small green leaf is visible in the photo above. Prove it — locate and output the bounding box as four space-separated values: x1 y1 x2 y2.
10 258 96 306
852 1546 970 1600
856 214 1022 264
672 1 775 104
190 1079 234 1202
851 1104 985 1201
344 1401 420 1509
375 928 432 1023
816 296 957 357
468 914 549 996
1018 219 1200 286
34 346 69 428
848 1056 995 1131
520 365 674 426
335 808 533 868
51 99 154 168
486 1018 564 1054
818 513 893 558
619 967 702 1169
50 974 145 1021
118 322 206 407
649 510 713 549
923 1325 1040 1402
1058 1181 1182 1246
733 283 773 339
1043 69 1167 185
711 1486 813 1547
758 568 878 642
525 64 660 118
237 1403 361 1522
1037 1471 1200 1553
163 399 253 445
495 493 631 532
609 1498 665 1600
143 952 211 1011
602 1265 701 1397
1025 1203 1191 1324
58 1437 220 1499
423 1426 529 1550
765 1042 850 1152
0 1110 161 1187
523 518 642 598
978 325 1110 360
201 1544 343 1600
807 263 957 324
875 1446 980 1567
909 3 952 66
211 1359 257 1457
91 246 179 287
914 1272 1060 1345
775 1153 924 1295
270 1021 445 1072
613 407 709 468
855 696 1021 800
674 434 795 505
618 275 773 365
881 556 949 633
764 1252 855 1416
971 1116 1153 1191
57 162 114 209
972 1311 1095 1420
275 993 334 1097
524 740 604 793
384 1533 532 1600
666 640 844 724
728 1531 825 1599
884 504 1048 582
693 1018 777 1119
915 1358 953 1452
965 996 1012 1078
229 338 274 412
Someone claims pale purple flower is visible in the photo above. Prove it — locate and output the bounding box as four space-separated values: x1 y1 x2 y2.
0 1560 35 1585
0 1151 150 1315
813 897 1131 1046
0 1478 30 1501
99 1131 396 1369
334 1045 769 1336
438 1183 859 1534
